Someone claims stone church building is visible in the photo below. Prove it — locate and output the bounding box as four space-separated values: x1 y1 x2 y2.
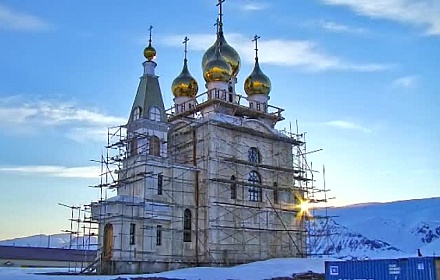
91 2 308 275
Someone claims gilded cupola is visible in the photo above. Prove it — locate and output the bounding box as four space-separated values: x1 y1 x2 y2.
171 37 198 98
144 25 156 61
244 35 271 96
203 42 233 83
202 1 240 77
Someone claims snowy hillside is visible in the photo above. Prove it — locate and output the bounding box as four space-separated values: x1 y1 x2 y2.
0 233 97 250
0 258 326 280
311 197 440 259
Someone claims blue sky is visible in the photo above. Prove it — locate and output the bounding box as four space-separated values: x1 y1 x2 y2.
0 0 439 240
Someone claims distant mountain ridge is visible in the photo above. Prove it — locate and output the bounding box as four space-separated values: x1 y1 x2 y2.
310 197 440 259
0 233 97 250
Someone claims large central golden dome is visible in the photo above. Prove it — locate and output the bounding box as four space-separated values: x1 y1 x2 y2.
203 44 233 83
202 27 240 77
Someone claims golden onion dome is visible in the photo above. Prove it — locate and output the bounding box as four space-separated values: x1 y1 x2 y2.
244 58 271 96
143 42 156 61
203 45 233 83
172 59 198 98
202 30 240 77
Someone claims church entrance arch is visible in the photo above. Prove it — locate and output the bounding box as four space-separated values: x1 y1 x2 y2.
103 223 113 260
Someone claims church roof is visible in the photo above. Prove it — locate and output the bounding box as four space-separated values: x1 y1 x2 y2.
130 74 166 123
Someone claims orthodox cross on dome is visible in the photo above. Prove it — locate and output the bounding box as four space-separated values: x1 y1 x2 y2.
183 36 189 60
216 0 225 27
214 18 221 36
148 25 153 44
252 34 261 60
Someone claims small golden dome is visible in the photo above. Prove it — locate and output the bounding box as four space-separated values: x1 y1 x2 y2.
172 59 198 98
144 42 156 61
202 30 240 77
244 58 271 96
203 45 233 83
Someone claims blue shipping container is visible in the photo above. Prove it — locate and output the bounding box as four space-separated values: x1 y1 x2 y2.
325 257 440 280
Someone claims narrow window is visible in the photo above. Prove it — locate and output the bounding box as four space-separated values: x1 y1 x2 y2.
248 171 262 202
158 174 163 195
129 223 136 245
248 147 261 163
273 182 279 204
156 225 162 246
183 209 191 242
256 103 261 111
230 175 237 199
130 138 138 156
149 136 160 156
149 106 161 122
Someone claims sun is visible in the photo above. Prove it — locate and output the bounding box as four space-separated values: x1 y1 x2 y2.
299 200 310 213
294 196 312 220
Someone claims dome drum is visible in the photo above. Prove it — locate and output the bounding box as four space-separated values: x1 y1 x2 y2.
174 96 196 114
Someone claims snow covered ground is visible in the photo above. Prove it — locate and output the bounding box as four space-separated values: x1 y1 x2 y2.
0 258 326 280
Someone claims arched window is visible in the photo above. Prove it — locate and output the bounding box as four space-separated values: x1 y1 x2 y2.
248 171 262 202
248 147 261 163
230 175 237 199
149 136 160 156
149 106 161 122
132 106 142 121
183 209 191 242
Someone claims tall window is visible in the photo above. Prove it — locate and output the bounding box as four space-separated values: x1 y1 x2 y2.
248 171 262 202
248 147 261 163
132 106 142 121
158 174 163 195
149 136 160 156
129 223 136 245
273 182 279 204
149 106 161 122
130 138 138 156
230 175 237 199
183 209 191 242
156 225 162 246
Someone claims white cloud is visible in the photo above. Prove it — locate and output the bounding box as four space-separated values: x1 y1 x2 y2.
0 96 125 142
392 75 418 88
0 165 100 178
0 3 50 31
227 0 269 11
66 127 110 143
159 33 390 72
241 3 269 11
322 120 372 133
321 0 440 36
319 20 369 34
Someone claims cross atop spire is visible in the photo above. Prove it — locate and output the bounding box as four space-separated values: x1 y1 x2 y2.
214 18 220 35
216 0 225 27
148 25 153 45
183 36 189 60
252 34 261 60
